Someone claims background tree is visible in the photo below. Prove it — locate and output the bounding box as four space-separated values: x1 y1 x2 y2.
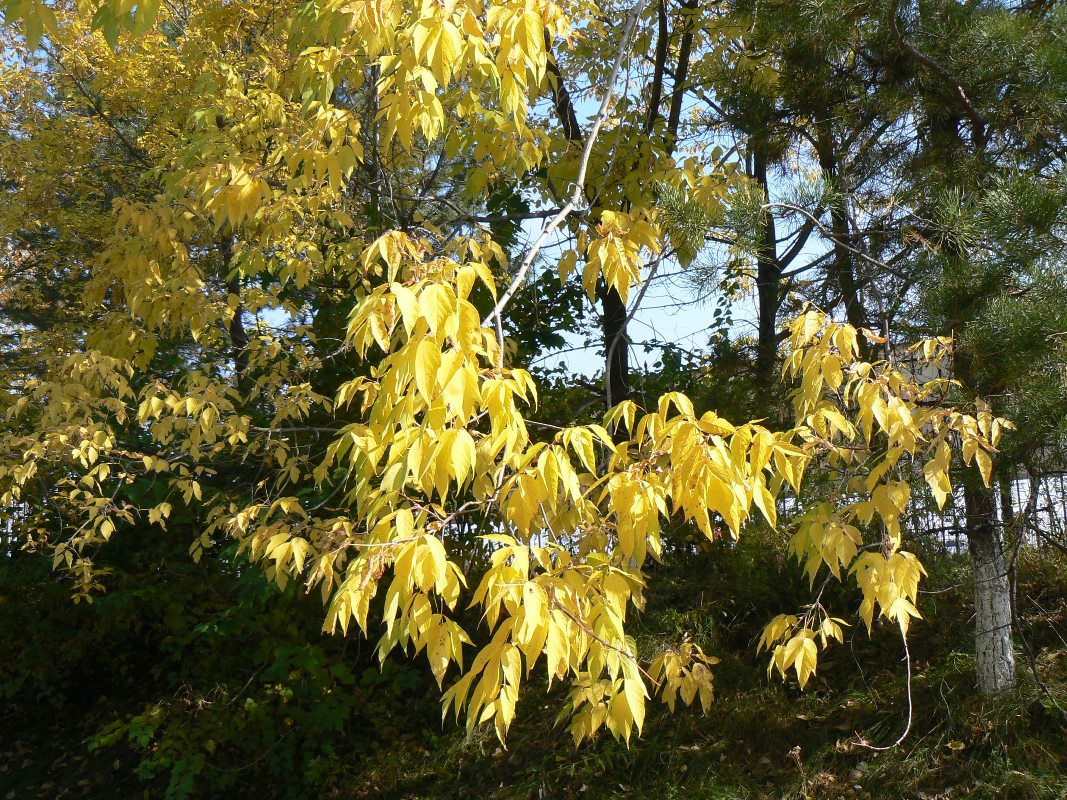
676 0 1067 695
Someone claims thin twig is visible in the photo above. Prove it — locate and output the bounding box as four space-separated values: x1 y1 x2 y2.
855 630 913 750
890 13 987 148
550 598 659 687
481 0 649 363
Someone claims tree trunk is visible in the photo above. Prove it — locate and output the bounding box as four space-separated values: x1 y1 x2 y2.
903 5 1014 696
752 146 781 386
602 286 630 406
546 37 631 408
222 237 249 397
965 482 1016 693
814 119 866 335
998 472 1014 530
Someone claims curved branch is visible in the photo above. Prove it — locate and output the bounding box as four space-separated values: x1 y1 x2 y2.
891 13 988 149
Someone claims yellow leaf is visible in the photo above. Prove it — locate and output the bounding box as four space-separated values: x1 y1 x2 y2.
420 284 454 338
975 447 993 487
450 429 476 487
291 538 309 573
794 636 818 689
392 283 420 333
558 249 578 282
415 339 441 402
623 677 646 733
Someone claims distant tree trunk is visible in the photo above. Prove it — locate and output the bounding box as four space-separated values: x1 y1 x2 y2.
753 146 781 386
663 0 696 157
998 470 1015 532
602 286 630 406
920 28 1018 684
222 237 248 396
813 119 866 335
954 342 1016 693
599 0 694 408
364 63 382 237
547 36 631 407
965 481 1016 693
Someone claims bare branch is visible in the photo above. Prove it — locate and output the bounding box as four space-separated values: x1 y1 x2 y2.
482 0 649 360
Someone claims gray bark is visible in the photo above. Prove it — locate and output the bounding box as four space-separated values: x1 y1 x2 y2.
966 483 1016 693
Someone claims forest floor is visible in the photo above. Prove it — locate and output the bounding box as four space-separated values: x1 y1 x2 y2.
2 545 1065 799
341 548 1067 800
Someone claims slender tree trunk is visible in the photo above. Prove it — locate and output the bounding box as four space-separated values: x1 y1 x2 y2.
814 120 866 334
998 470 1015 531
222 237 248 396
954 345 1016 693
965 481 1016 693
547 3 695 408
602 287 630 406
664 0 696 157
364 63 382 236
752 146 781 385
645 0 668 135
546 35 632 406
902 5 1014 694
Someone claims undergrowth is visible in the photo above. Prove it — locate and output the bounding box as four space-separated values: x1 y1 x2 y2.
1 539 1064 799
334 544 1067 800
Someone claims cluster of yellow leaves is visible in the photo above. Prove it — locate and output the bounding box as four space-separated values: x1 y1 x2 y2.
286 0 569 179
578 209 661 302
649 641 718 714
278 227 813 743
759 310 1011 688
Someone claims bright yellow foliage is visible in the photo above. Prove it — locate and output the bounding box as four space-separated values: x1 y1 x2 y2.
760 311 1009 688
0 0 1008 747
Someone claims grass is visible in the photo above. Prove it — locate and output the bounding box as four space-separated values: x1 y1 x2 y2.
337 650 1066 800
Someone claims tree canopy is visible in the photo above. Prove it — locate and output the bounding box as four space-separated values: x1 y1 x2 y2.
1 0 1065 795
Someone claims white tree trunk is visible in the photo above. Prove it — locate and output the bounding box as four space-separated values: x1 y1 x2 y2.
967 484 1016 693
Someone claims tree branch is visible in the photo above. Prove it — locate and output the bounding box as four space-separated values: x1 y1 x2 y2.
482 1 649 358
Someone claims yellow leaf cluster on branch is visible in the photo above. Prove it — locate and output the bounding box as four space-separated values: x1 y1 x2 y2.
760 310 1010 688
